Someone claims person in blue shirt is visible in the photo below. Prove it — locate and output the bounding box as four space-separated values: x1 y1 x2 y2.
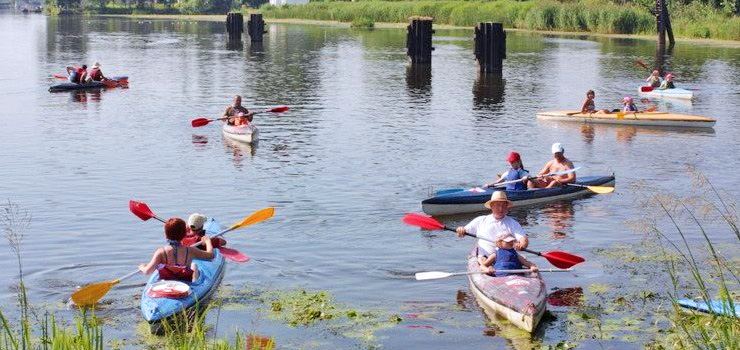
479 231 539 276
484 152 530 190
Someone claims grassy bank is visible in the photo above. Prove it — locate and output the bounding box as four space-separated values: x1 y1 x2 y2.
258 0 740 40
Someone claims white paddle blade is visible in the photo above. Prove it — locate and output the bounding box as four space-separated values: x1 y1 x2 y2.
415 271 454 280
572 260 604 278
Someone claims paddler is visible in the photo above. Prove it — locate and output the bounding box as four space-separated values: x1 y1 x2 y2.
182 213 227 249
138 217 214 282
645 69 662 88
222 95 252 126
528 143 576 189
455 191 530 268
87 62 109 82
622 96 639 112
484 151 530 190
65 64 88 84
479 232 539 276
580 90 610 114
658 73 676 90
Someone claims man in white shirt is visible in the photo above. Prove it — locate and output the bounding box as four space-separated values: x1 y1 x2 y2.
455 191 529 259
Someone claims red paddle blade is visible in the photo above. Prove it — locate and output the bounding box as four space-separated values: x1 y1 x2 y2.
541 251 585 269
102 81 117 88
220 247 250 263
641 86 653 92
402 213 445 230
191 118 211 127
129 200 155 221
267 106 289 113
53 75 67 79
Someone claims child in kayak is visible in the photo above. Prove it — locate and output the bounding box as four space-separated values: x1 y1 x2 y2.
182 213 227 248
223 95 251 125
484 152 530 190
478 232 538 277
139 217 214 282
645 69 662 88
622 96 639 112
659 73 676 89
580 90 609 114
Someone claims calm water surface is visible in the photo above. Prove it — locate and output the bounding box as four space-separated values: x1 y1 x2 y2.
1 14 739 349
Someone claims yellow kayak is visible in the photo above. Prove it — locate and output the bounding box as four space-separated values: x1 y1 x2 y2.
536 110 716 128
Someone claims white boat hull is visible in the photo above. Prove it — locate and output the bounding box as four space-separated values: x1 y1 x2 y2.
638 87 693 100
222 124 258 144
536 113 714 128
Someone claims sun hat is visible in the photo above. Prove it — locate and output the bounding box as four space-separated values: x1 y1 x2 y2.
551 142 564 154
496 231 516 242
484 191 513 209
187 213 207 230
506 152 521 163
623 96 633 103
92 62 101 68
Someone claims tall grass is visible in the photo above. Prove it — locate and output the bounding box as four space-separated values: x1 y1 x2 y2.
637 170 739 349
259 0 740 40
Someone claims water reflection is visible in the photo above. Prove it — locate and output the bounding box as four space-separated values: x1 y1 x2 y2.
70 89 102 104
406 64 431 98
539 201 575 239
226 38 243 51
248 41 264 57
466 288 544 349
472 72 505 112
223 135 256 169
191 134 209 146
538 119 716 142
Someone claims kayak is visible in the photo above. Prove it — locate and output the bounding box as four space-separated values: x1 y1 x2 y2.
467 245 546 332
638 87 693 100
536 110 715 128
422 175 615 216
223 123 258 144
677 299 740 318
140 218 226 332
48 76 129 92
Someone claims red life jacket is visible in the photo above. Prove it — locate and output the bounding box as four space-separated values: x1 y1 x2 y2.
156 245 194 282
74 67 86 83
89 68 103 81
181 233 226 248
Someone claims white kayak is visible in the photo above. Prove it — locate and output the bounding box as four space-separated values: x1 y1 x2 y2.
536 110 715 128
222 123 258 144
638 87 693 100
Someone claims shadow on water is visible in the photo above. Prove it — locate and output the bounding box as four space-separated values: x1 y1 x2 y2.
406 64 431 99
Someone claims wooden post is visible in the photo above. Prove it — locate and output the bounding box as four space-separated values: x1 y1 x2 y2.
406 17 434 64
225 12 243 40
655 0 674 47
474 22 506 74
247 14 266 42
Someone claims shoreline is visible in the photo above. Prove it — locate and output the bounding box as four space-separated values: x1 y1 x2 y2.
97 14 740 47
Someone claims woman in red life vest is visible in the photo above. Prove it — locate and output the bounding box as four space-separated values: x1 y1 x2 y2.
138 217 214 282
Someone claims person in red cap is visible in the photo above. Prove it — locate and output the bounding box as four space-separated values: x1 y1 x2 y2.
484 151 530 191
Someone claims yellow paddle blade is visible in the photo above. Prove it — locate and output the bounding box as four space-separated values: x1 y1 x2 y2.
228 207 275 230
70 278 121 307
587 186 615 194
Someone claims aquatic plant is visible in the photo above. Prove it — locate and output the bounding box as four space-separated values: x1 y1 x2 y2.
351 16 376 28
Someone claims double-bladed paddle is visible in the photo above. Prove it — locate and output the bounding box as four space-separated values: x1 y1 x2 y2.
191 106 289 128
129 200 251 263
70 207 275 307
401 213 585 269
434 167 582 196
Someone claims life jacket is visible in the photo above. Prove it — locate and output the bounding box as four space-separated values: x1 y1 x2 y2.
623 103 638 112
181 232 226 249
74 67 86 83
89 68 103 81
234 117 249 126
504 168 527 191
156 240 194 282
493 248 523 276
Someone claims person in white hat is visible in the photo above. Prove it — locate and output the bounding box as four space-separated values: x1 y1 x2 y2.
477 231 538 276
87 62 109 82
528 142 576 189
181 213 227 248
455 191 529 267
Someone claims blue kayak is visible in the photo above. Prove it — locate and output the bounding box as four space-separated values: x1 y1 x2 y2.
140 218 226 328
48 76 128 92
677 299 740 318
422 175 615 216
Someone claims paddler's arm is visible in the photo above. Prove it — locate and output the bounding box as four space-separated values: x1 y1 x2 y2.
190 236 214 260
139 248 164 275
518 255 538 272
580 99 590 113
515 235 529 250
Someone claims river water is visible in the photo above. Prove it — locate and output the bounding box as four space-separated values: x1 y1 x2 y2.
0 14 739 349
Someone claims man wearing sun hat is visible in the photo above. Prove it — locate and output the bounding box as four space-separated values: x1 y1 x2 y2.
87 62 109 82
529 142 576 189
455 191 529 263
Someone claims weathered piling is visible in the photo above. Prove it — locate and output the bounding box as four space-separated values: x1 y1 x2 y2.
474 23 506 74
406 64 432 94
473 72 505 110
655 0 675 47
247 14 266 42
226 12 243 40
406 17 434 64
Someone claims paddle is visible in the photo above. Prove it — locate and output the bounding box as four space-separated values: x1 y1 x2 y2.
401 213 585 269
635 59 650 70
435 167 581 196
641 86 654 92
564 183 614 194
415 268 572 281
70 207 275 307
129 200 254 263
191 106 289 128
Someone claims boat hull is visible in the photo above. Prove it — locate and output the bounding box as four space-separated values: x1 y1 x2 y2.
140 218 226 326
536 110 715 128
638 87 693 100
222 124 258 144
422 175 615 216
467 246 546 333
48 76 128 92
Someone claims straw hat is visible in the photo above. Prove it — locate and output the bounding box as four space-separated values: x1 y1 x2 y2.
92 62 101 68
484 191 513 209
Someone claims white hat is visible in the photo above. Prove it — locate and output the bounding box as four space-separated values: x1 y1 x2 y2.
551 142 564 154
484 191 513 209
496 231 516 242
187 213 207 230
92 62 101 68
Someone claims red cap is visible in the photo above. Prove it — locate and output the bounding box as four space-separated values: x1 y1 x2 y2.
506 152 521 163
